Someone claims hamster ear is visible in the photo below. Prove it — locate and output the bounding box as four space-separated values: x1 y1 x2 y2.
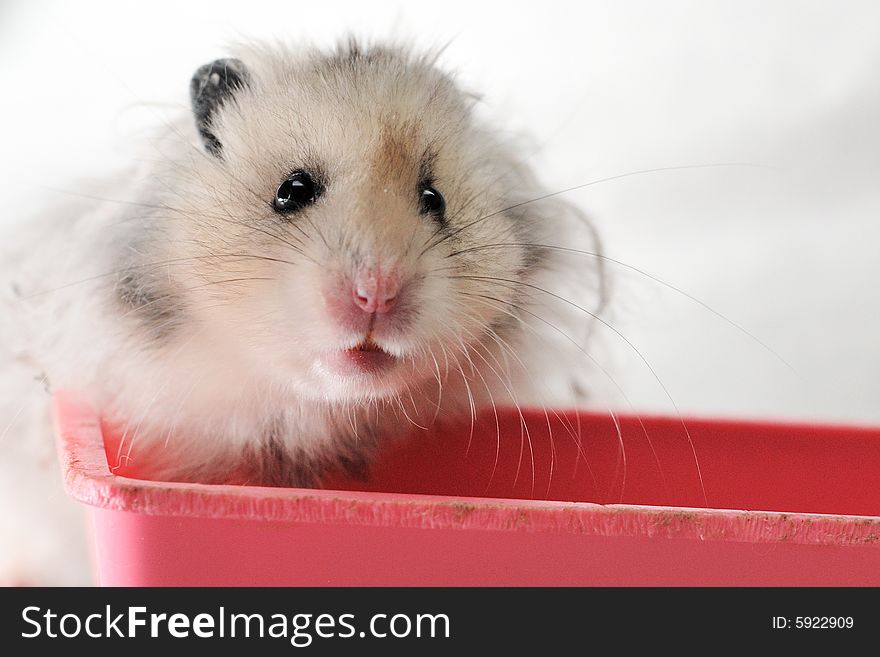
189 58 250 157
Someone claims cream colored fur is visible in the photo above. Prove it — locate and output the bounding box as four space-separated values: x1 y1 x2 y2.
0 41 602 584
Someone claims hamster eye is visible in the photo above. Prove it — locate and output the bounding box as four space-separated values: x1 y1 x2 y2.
419 184 446 219
274 171 319 213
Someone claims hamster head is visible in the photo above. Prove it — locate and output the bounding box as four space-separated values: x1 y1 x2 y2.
135 43 540 404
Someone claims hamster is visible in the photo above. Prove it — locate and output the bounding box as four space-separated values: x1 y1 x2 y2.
0 40 603 582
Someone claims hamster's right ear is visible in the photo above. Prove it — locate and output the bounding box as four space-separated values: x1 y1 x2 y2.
190 58 250 157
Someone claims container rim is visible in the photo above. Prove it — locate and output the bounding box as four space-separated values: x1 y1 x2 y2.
54 391 880 548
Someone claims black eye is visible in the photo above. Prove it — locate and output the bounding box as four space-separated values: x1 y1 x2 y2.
419 184 446 219
274 171 319 213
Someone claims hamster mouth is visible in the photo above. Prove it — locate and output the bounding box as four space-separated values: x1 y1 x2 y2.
351 337 383 353
328 338 398 376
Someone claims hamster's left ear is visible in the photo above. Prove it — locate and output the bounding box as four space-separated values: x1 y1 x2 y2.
190 58 250 157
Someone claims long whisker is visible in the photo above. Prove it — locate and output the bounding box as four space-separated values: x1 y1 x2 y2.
456 326 537 497
461 291 671 499
438 343 474 455
24 252 300 299
469 315 561 499
115 276 274 322
607 409 627 503
450 241 796 375
421 163 772 256
460 299 600 484
449 338 503 492
467 279 706 504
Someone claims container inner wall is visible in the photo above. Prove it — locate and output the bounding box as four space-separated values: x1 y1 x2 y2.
102 410 880 516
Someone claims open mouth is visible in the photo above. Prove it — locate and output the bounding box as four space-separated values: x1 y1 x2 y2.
336 338 397 375
351 338 383 353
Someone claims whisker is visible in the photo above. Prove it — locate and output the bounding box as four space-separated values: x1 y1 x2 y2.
461 290 670 499
449 338 503 492
468 314 559 499
449 241 796 375
421 162 773 256
466 275 707 503
442 343 477 457
24 252 299 299
456 327 536 497
607 409 627 503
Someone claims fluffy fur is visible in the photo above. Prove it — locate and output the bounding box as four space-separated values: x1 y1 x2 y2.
0 40 603 583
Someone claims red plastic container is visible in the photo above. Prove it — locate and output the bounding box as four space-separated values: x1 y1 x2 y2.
55 392 880 586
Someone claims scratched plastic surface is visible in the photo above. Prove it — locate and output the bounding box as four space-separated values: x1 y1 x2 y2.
55 392 880 586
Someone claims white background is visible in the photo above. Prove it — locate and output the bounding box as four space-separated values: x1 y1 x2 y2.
1 0 879 423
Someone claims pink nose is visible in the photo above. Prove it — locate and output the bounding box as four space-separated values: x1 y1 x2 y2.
353 269 400 314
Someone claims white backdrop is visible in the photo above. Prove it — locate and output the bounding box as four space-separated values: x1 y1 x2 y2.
1 0 879 423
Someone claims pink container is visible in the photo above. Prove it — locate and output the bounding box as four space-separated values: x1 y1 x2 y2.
55 392 880 586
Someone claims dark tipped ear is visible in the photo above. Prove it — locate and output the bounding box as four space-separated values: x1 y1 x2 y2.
190 58 250 156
